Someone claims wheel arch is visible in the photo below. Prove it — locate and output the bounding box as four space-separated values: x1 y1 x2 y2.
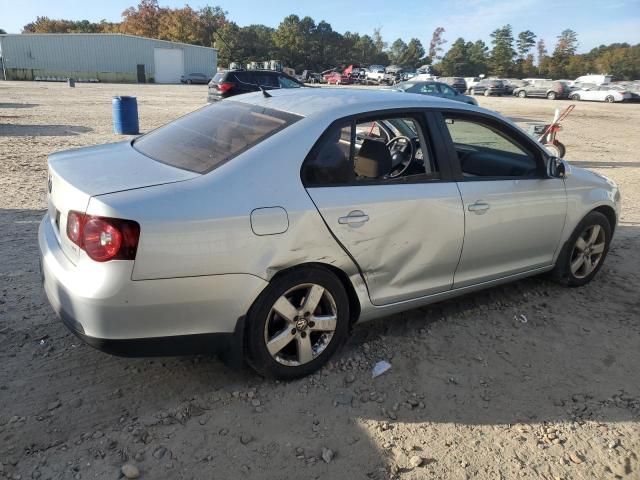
269 262 362 328
592 204 617 235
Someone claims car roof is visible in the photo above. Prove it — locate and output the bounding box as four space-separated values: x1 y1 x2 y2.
232 87 481 119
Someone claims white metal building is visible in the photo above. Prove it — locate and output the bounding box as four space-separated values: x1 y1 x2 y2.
0 33 217 83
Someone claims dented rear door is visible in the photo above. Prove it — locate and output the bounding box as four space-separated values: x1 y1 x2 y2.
307 183 464 306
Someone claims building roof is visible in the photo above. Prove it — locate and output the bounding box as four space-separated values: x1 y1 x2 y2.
0 33 217 51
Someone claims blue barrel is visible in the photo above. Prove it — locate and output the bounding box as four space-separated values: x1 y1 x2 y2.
112 96 139 135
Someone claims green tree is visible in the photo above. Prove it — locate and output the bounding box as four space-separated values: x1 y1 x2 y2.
273 14 308 71
516 30 536 59
467 40 489 75
0 28 6 34
489 24 515 76
401 38 426 68
389 38 408 65
439 37 467 75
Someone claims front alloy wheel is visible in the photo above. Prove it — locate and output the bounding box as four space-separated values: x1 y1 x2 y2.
569 225 606 279
552 211 612 286
246 266 349 379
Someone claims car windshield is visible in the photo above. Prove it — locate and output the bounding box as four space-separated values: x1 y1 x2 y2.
134 101 302 174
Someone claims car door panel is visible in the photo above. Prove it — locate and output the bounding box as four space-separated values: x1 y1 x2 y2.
454 179 566 287
438 111 567 288
307 183 465 305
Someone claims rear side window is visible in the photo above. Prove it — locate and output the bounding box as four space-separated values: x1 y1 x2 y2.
232 71 254 84
211 72 225 83
134 101 302 174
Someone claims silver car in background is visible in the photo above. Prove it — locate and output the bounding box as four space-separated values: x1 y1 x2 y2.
39 89 621 379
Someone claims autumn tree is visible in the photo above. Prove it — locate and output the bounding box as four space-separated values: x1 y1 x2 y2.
549 29 578 77
429 27 446 61
120 0 164 38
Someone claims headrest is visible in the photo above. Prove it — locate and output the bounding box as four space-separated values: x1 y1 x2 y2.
354 139 392 179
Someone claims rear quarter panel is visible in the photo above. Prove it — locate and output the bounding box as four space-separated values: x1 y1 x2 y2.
87 117 361 284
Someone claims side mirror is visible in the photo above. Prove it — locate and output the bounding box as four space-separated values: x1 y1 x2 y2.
547 157 572 178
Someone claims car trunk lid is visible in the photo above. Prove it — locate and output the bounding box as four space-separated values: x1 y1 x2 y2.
47 141 198 264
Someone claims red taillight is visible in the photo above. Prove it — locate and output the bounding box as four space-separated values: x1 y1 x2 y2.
66 211 140 262
217 82 234 93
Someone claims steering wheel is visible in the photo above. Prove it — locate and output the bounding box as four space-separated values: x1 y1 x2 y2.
386 136 416 178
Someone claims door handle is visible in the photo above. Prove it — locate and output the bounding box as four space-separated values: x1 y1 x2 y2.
468 201 490 214
338 210 369 226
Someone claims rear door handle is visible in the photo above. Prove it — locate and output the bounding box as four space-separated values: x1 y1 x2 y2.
338 210 369 226
468 201 490 214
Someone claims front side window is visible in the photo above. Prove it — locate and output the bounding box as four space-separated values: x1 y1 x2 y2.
444 116 539 178
134 101 301 174
302 114 439 187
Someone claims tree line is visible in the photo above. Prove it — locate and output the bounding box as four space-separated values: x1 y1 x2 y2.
12 0 640 80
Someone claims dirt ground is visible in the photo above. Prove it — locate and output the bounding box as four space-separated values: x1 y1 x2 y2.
0 81 639 480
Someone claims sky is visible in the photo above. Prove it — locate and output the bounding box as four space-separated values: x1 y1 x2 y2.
1 0 639 54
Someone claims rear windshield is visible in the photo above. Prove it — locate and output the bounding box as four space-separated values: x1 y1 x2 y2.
211 72 225 83
134 101 302 174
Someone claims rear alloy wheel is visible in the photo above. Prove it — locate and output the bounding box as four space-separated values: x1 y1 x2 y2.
186 79 192 85
547 91 557 100
484 89 490 97
246 266 350 379
571 94 580 101
518 90 527 98
551 211 612 286
605 95 615 103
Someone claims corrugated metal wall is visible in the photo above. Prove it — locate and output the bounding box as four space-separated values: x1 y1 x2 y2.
0 34 217 83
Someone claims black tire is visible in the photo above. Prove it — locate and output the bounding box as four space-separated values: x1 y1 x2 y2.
518 90 527 98
245 266 350 379
605 95 615 103
547 91 557 100
551 211 612 287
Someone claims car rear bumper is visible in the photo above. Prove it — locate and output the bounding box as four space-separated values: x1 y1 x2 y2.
39 214 267 356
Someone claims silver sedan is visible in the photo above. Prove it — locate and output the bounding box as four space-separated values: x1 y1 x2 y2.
39 89 621 379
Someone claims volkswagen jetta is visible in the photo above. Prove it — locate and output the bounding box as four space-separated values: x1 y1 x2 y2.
39 89 621 379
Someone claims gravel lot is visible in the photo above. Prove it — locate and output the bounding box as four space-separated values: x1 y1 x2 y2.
1 81 639 480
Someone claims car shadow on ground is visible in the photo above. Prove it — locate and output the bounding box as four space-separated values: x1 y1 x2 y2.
0 124 93 136
1 208 638 479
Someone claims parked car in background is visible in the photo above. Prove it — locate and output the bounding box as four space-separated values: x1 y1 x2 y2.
366 66 386 83
513 80 571 100
207 69 303 102
570 85 631 103
382 70 403 85
324 71 352 85
575 74 613 86
180 73 211 84
469 79 506 96
402 70 417 81
502 79 528 94
464 77 481 92
391 81 478 105
439 77 468 94
40 88 620 379
299 70 324 84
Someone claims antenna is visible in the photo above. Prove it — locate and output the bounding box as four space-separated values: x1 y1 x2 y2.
259 86 272 98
